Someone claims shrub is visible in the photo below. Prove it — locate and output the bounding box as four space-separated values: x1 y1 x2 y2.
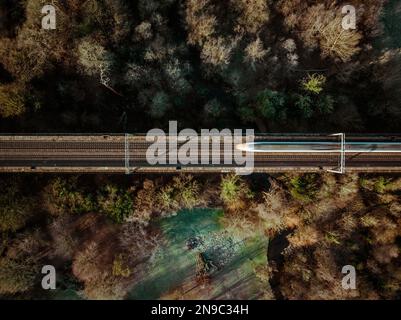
44 178 96 215
112 254 131 278
317 95 334 114
132 180 157 225
256 89 287 120
244 38 268 64
372 244 399 264
0 0 74 83
49 216 78 260
220 174 241 204
83 272 127 300
0 205 33 233
374 176 392 194
201 37 235 67
220 212 258 239
288 174 320 202
119 222 162 259
237 102 256 123
204 98 222 118
97 185 134 223
294 94 313 118
319 16 362 62
0 179 34 232
287 225 319 248
232 0 269 34
72 241 102 282
173 175 200 209
301 74 326 95
299 5 362 62
134 21 152 41
361 214 380 228
77 38 111 76
185 0 216 46
324 231 341 245
0 257 38 295
157 175 200 213
164 60 192 94
220 174 252 210
150 91 171 118
72 241 128 299
0 84 26 118
158 185 178 211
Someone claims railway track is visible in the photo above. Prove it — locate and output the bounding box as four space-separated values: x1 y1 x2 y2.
1 135 401 173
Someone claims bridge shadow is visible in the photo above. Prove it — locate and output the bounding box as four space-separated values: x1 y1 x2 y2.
347 144 378 161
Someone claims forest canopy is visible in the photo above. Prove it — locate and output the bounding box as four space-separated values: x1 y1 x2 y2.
0 173 400 299
0 0 400 133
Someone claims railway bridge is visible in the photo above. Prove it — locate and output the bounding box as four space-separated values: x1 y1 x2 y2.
1 134 401 173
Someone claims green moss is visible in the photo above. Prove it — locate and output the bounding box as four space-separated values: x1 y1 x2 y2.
128 209 268 300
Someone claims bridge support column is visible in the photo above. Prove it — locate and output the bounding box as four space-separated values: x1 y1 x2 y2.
327 133 345 174
125 133 130 174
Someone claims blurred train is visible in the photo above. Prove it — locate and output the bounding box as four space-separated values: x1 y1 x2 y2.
236 141 401 153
